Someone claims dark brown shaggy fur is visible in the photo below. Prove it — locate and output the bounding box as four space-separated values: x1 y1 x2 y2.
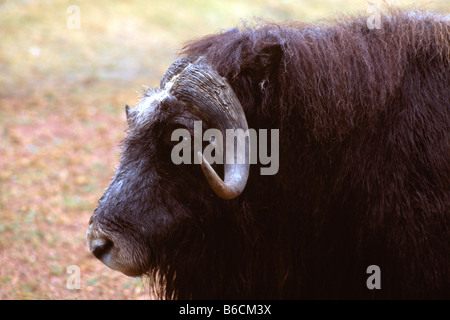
92 9 449 299
177 10 449 298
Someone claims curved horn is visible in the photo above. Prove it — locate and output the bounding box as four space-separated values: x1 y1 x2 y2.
160 57 196 89
165 57 250 199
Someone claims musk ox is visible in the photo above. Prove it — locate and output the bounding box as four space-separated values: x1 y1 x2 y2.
87 10 449 299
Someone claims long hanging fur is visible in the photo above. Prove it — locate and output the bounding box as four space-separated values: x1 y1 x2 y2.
92 9 449 299
151 9 449 299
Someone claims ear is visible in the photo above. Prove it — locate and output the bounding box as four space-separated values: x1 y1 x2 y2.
125 104 131 125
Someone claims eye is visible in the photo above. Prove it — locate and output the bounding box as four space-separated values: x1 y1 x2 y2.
172 134 191 147
163 124 192 147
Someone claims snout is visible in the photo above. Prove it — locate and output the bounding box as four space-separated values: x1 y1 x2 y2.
86 219 116 269
86 217 143 277
86 224 114 260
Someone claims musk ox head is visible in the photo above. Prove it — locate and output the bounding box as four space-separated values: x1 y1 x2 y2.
86 57 250 278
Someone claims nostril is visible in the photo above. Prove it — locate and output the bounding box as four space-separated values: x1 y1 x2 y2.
90 238 114 260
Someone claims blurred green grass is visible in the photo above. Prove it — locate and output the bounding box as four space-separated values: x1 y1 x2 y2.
0 0 448 300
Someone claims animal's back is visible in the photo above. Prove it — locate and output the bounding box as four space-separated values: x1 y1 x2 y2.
183 10 449 298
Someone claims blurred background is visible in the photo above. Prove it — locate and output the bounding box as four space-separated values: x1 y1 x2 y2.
0 0 448 299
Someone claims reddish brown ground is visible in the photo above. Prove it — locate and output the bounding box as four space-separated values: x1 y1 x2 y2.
1 0 445 300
